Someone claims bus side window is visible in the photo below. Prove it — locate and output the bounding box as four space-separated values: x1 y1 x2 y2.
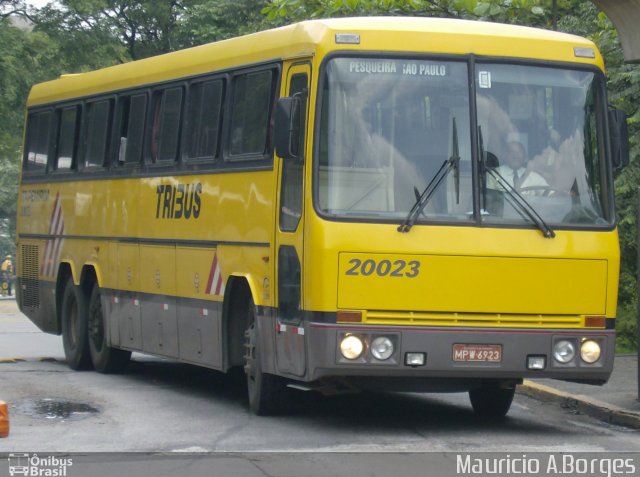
149 86 184 163
185 79 224 161
83 100 113 169
24 110 52 173
228 69 275 159
55 105 81 171
115 93 147 165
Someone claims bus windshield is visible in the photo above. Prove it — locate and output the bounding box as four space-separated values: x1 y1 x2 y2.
316 57 612 228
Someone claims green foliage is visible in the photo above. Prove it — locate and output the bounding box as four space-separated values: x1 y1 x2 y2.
0 1 26 20
261 0 578 26
33 3 128 68
616 303 638 353
0 154 18 258
30 1 273 63
34 0 192 61
176 0 272 48
261 0 469 21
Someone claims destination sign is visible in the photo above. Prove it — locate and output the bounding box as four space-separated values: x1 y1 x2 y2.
348 60 449 77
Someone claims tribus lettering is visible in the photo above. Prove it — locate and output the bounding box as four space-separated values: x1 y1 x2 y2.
155 183 202 219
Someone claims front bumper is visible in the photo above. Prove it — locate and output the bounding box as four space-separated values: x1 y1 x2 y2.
305 323 614 387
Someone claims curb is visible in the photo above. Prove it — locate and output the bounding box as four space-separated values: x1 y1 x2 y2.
519 380 640 430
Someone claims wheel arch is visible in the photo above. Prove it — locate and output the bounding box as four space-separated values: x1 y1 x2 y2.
54 261 75 333
79 262 101 295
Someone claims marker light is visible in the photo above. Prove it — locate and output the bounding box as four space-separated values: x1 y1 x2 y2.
580 340 601 364
574 47 595 58
340 334 365 360
335 33 360 44
370 337 394 361
553 340 576 364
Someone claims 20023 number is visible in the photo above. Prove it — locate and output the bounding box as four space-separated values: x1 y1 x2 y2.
345 258 421 278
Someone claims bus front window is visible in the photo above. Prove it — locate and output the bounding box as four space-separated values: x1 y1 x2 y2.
317 58 613 230
317 57 473 222
477 63 612 227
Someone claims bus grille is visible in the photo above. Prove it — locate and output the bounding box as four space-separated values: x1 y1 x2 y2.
364 310 584 328
20 245 40 309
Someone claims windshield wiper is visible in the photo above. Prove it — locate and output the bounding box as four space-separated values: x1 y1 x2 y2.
487 168 556 238
398 118 460 233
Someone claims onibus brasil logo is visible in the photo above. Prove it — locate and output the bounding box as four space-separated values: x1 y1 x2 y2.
7 453 73 476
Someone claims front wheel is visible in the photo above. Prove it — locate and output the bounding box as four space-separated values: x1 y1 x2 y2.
61 277 92 370
88 283 131 373
469 384 515 418
243 295 286 415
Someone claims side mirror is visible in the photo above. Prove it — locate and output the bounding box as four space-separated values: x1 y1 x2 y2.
274 96 302 161
609 109 630 170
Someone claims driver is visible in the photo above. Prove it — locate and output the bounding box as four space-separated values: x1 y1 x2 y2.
490 141 548 196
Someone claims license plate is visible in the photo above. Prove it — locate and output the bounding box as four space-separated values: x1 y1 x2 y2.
452 344 502 362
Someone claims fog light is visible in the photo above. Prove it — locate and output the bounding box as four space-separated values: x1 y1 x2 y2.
580 339 601 364
527 355 546 370
340 334 365 360
405 352 426 367
371 337 394 361
553 340 575 364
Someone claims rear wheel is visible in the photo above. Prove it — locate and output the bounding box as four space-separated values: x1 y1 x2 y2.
469 383 515 418
243 295 286 415
88 283 131 373
61 277 92 370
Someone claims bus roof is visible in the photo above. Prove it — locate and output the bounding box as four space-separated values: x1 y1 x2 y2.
27 16 602 107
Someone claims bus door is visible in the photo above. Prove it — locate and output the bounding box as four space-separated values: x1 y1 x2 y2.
274 62 310 377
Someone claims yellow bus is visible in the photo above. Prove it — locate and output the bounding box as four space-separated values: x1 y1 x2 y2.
17 17 629 416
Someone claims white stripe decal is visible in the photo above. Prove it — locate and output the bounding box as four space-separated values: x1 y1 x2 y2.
205 252 225 297
42 193 65 277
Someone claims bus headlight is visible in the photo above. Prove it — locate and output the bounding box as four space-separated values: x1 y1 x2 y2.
370 337 394 361
340 334 365 360
580 340 601 364
553 340 575 364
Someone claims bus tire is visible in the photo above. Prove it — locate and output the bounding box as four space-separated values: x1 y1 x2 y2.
61 277 93 370
88 283 131 373
469 384 515 418
243 295 285 415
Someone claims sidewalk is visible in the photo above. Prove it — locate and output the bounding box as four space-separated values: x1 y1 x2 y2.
520 354 640 429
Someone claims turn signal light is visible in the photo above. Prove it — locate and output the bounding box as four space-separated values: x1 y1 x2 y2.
584 316 605 328
0 401 9 438
337 311 362 323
